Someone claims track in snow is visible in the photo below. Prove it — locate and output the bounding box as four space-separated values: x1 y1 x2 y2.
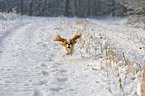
0 17 144 96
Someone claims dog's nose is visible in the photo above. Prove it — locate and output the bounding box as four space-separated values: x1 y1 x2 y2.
67 44 71 48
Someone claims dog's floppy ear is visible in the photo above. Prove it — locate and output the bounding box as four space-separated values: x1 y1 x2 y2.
54 35 66 42
72 34 81 44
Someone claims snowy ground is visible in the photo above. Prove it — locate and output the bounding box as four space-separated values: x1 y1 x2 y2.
0 16 144 96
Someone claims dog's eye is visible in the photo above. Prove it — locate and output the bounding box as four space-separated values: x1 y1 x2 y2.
70 43 72 44
66 43 68 44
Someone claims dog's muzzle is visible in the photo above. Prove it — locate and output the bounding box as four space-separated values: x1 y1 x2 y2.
67 44 71 49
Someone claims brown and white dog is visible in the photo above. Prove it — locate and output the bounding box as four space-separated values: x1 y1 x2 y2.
54 34 81 57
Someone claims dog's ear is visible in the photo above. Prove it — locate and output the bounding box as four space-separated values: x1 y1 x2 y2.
72 34 81 44
54 35 66 42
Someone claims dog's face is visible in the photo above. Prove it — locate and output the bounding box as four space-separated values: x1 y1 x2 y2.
54 34 81 56
64 39 72 49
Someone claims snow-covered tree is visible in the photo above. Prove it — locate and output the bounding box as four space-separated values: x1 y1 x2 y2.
121 0 145 28
121 0 145 16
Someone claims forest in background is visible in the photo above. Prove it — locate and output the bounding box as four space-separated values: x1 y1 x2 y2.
0 0 144 28
0 0 125 17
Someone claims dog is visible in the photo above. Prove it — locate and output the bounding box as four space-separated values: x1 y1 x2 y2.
54 34 81 57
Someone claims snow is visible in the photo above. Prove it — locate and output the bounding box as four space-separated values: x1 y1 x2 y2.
0 15 144 96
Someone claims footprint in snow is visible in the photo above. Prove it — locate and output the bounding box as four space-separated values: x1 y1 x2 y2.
37 80 48 85
42 71 49 76
49 87 63 92
59 69 67 73
33 89 43 96
57 77 67 82
41 64 47 67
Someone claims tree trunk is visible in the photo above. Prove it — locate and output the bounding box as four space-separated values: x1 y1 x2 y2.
111 0 115 17
29 0 33 16
20 0 23 15
64 0 69 16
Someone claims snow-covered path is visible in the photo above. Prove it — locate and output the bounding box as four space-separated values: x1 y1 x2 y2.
0 17 144 96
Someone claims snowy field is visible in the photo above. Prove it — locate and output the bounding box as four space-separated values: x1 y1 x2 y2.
0 15 144 96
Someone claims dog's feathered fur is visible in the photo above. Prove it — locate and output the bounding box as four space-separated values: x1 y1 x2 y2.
54 34 81 56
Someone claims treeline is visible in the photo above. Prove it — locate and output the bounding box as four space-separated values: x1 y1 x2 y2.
121 0 145 28
0 0 125 17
